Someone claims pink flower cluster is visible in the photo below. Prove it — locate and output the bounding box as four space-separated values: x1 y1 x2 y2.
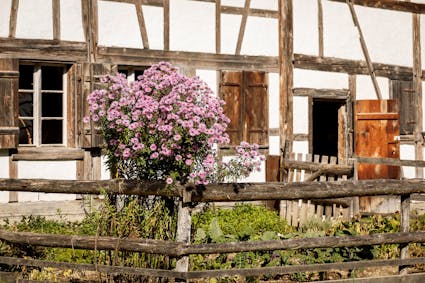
86 62 262 185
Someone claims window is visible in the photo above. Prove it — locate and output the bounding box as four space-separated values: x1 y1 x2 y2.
390 80 415 135
220 70 268 146
118 66 148 82
19 64 66 145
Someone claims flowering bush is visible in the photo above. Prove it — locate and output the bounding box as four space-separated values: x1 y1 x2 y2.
85 62 264 185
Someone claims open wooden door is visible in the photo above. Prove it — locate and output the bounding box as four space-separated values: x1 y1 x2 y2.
354 100 400 212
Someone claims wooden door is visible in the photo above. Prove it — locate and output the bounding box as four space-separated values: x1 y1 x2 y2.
354 100 400 211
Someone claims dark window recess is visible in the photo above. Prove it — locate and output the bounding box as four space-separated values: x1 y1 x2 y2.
391 80 416 135
19 65 34 89
19 119 33 145
19 93 33 117
42 66 63 90
118 69 129 77
42 93 62 117
313 100 344 157
42 120 62 144
135 69 146 79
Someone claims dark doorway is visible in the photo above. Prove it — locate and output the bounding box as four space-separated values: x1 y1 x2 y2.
312 99 345 157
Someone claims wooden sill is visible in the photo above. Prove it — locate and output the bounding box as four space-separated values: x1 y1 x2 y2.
12 147 84 161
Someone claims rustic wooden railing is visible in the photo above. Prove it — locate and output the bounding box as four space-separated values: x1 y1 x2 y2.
1 178 425 280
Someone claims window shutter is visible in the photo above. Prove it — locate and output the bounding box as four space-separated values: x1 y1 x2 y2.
391 80 415 135
0 58 19 149
244 71 268 145
220 71 243 146
80 63 116 148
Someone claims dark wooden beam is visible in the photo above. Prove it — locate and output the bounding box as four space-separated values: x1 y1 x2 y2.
317 0 324 56
330 0 425 14
235 0 250 55
163 0 169 50
135 0 149 49
279 0 294 151
221 6 278 18
9 0 19 38
0 38 87 62
294 53 417 81
52 0 60 40
215 0 221 54
413 13 423 178
97 46 279 71
293 88 349 99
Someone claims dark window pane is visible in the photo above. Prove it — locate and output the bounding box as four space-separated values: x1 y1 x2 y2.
42 120 62 144
19 65 34 89
19 92 33 117
42 93 62 117
42 66 63 90
118 69 129 77
135 69 146 80
19 119 33 144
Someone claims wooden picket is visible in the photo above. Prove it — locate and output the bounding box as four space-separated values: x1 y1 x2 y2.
280 153 354 226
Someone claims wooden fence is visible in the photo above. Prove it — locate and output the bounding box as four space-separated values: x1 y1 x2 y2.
2 178 425 281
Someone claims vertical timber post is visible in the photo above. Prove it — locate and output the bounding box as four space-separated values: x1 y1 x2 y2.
413 13 423 179
400 194 410 275
175 187 192 282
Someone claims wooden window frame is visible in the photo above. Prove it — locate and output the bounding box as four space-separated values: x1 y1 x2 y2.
118 66 148 82
18 63 67 147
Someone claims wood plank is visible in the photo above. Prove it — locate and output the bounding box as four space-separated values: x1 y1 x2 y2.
293 53 418 81
293 88 349 99
163 0 169 50
413 13 423 179
97 46 278 71
8 0 19 38
330 0 425 14
215 0 221 54
89 0 98 60
356 112 399 120
11 148 85 161
52 0 60 40
8 154 17 203
135 0 149 49
235 0 250 55
279 0 294 152
317 0 323 57
356 156 425 168
81 0 89 43
221 6 278 18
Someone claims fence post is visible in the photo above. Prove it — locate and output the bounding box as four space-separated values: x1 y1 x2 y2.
175 188 192 282
400 194 410 275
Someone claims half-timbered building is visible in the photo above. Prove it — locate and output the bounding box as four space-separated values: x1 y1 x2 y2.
0 0 425 215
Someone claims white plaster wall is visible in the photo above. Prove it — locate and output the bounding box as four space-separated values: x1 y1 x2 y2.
293 96 309 135
98 1 143 48
293 0 318 56
268 73 279 128
0 0 11 37
18 161 76 202
323 1 362 61
222 155 265 182
241 17 278 56
221 0 244 8
294 69 348 89
142 5 164 50
15 0 53 39
221 14 241 54
101 155 110 180
170 0 215 53
355 6 412 67
293 140 309 155
0 151 9 203
323 2 412 66
269 136 280 156
355 75 389 100
250 0 277 10
400 144 416 179
60 0 85 42
196 69 217 96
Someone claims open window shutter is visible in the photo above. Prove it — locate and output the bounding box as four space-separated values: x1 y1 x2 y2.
80 63 116 148
0 58 19 149
391 80 415 135
220 71 243 146
244 71 268 145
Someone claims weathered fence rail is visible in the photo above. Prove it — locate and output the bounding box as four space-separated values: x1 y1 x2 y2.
1 178 425 281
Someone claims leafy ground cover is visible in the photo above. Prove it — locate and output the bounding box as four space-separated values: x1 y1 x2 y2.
1 201 425 282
